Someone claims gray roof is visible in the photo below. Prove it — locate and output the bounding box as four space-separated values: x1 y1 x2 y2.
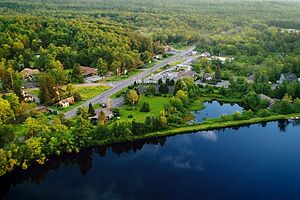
281 73 298 81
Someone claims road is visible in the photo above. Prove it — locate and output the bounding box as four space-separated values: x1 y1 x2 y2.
64 46 196 118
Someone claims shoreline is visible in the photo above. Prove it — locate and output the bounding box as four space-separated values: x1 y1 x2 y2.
2 113 299 178
89 113 300 147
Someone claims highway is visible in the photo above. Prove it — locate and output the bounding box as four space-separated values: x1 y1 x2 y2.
64 46 196 118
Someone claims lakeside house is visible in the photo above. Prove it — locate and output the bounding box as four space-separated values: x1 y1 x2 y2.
259 94 275 108
20 68 40 82
80 66 98 77
58 96 75 108
277 73 298 84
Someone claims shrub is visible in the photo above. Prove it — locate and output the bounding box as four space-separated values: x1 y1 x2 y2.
258 109 272 117
128 114 133 118
140 102 150 112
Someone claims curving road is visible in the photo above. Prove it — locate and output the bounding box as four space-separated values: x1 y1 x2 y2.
64 46 196 118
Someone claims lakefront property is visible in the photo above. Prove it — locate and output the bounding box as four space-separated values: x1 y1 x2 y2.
0 0 300 199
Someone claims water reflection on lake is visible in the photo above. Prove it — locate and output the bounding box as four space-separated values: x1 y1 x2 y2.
1 120 300 200
192 100 243 123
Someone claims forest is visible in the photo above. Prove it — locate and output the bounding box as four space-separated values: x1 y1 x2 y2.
0 0 300 177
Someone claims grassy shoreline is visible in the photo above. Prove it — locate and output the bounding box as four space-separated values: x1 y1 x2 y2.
89 113 300 146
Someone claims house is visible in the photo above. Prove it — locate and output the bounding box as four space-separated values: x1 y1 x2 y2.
80 66 98 77
281 29 300 33
200 52 211 58
259 94 275 108
24 95 35 102
202 73 213 82
277 73 298 84
59 99 70 108
58 96 75 108
163 45 174 52
95 108 114 119
20 68 40 82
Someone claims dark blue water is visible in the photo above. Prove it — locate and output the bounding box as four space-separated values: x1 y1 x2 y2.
1 120 300 200
192 101 243 123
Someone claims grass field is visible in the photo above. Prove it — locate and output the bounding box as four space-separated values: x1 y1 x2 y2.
74 85 111 100
119 95 170 122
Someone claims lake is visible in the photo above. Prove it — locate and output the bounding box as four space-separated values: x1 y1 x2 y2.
1 120 300 200
191 100 243 123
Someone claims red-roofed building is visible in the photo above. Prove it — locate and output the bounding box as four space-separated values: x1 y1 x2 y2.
80 66 98 77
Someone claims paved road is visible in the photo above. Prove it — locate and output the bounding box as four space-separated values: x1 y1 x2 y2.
64 46 196 118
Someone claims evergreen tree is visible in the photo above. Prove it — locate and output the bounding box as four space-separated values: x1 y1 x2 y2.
159 83 169 94
215 65 221 80
88 103 96 116
39 73 57 105
140 102 150 112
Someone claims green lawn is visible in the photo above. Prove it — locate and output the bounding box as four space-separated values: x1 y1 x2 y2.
170 43 189 50
74 85 111 100
140 60 159 69
119 95 170 122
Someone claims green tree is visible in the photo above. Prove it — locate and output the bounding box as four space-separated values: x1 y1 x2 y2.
72 63 84 83
159 83 169 94
176 90 189 106
0 97 14 123
0 149 7 177
88 103 96 116
140 102 150 112
96 58 108 76
39 73 57 105
215 65 221 80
